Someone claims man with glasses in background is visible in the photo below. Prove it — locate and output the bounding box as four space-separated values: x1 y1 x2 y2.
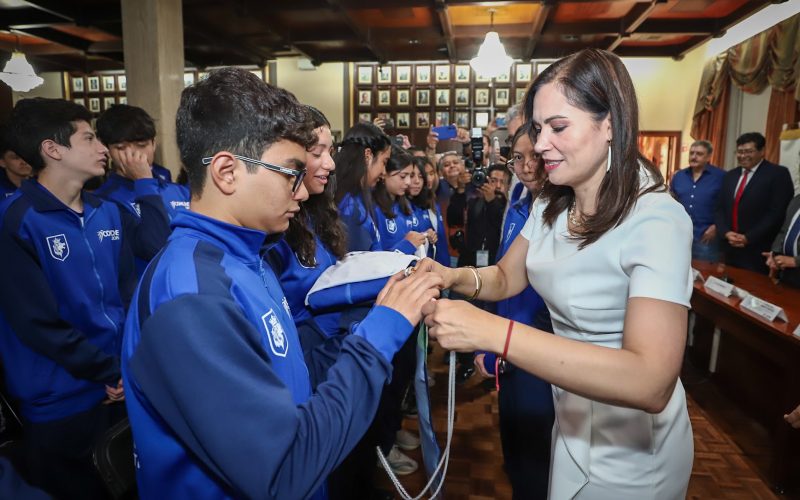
715 132 793 273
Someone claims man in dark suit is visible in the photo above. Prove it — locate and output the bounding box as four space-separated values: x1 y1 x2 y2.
715 132 794 274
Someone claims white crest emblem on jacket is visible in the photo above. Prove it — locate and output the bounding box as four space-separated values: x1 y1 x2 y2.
386 219 397 234
46 234 70 261
261 309 288 357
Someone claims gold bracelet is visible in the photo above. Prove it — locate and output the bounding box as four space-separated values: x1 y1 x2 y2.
464 266 482 301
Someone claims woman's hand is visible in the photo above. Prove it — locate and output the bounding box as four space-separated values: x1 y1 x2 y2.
422 298 502 353
413 257 458 289
404 230 427 247
376 269 443 326
426 128 439 150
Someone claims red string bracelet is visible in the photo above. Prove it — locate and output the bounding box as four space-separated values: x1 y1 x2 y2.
495 320 515 392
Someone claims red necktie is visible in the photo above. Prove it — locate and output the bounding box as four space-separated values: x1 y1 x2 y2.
731 169 749 232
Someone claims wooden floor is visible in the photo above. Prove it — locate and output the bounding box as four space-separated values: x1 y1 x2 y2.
375 346 794 499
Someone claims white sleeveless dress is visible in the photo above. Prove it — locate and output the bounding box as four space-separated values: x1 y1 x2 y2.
520 173 694 499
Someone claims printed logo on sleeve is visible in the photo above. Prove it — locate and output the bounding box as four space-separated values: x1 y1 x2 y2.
46 234 70 261
261 309 288 357
505 223 516 243
411 215 419 227
281 296 292 317
97 229 120 242
170 200 190 210
130 202 141 217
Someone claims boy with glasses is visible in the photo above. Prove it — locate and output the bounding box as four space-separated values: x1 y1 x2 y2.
121 67 441 499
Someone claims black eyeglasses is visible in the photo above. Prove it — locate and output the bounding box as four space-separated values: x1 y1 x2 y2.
201 154 306 193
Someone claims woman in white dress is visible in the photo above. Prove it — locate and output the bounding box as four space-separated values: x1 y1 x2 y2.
418 48 694 499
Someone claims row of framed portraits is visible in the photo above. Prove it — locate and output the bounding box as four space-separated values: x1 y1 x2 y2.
357 110 499 130
70 68 266 95
358 87 526 108
70 74 126 94
73 95 128 113
356 62 547 85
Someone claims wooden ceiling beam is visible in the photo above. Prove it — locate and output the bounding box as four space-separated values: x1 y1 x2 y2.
324 0 386 63
434 0 457 63
183 12 272 67
1 8 67 30
13 27 93 52
608 0 663 52
525 0 555 59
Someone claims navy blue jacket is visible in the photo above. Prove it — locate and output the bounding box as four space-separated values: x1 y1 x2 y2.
151 162 172 183
338 193 382 252
482 184 550 373
122 210 413 499
0 170 17 199
0 179 169 422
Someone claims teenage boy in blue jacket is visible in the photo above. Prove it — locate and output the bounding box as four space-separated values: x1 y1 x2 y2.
0 97 170 499
121 67 442 499
95 104 189 221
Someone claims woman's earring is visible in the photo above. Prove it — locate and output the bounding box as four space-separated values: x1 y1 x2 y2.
606 143 612 172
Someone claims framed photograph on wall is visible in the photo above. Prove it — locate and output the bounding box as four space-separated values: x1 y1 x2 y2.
378 90 391 106
396 112 410 129
475 88 490 106
434 111 450 127
73 97 86 107
102 75 115 92
416 65 431 84
475 72 491 83
455 111 469 128
535 61 553 77
416 89 430 106
358 90 371 107
103 96 116 110
198 72 209 81
184 72 195 87
358 112 372 123
515 87 527 104
396 65 411 83
516 63 532 82
435 89 449 107
117 75 127 91
455 88 469 106
435 65 450 83
496 70 510 83
415 111 430 128
397 89 410 106
455 64 470 83
377 66 392 84
87 76 100 92
119 96 127 104
474 111 489 128
495 88 509 107
88 97 101 113
71 76 84 93
357 66 372 85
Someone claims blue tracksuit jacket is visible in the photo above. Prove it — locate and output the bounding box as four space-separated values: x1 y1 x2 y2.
0 179 169 422
337 193 382 252
122 210 414 499
95 171 189 220
373 201 416 254
411 203 449 266
0 170 17 199
482 184 550 373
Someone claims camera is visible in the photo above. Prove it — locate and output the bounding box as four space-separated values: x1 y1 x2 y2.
469 127 487 186
391 135 404 147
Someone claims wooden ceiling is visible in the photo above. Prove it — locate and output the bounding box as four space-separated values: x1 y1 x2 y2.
0 0 779 73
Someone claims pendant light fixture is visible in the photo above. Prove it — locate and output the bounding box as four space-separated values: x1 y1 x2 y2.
470 9 513 79
0 35 44 93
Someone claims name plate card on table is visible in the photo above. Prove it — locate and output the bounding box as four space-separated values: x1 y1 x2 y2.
739 295 788 322
704 276 734 297
732 286 751 300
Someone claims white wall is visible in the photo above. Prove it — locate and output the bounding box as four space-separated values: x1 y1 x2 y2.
275 59 346 136
11 72 64 103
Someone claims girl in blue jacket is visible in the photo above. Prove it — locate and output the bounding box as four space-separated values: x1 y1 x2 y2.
372 146 427 254
408 156 449 266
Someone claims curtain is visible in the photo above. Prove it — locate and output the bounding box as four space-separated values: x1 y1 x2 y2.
691 13 800 162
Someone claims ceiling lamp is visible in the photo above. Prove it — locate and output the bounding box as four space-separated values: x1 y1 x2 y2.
470 9 513 79
0 34 44 93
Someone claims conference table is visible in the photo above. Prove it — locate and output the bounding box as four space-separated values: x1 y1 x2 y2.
689 261 800 494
